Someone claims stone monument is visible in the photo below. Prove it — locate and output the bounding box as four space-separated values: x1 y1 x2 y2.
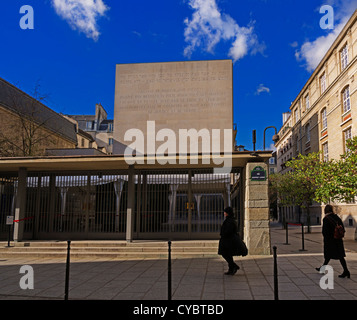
113 60 233 156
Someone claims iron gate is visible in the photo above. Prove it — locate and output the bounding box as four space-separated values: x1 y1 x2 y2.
135 168 241 239
0 168 242 240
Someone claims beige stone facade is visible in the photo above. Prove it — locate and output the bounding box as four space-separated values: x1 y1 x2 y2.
276 10 357 238
244 163 270 255
113 60 234 155
0 106 76 157
0 77 78 157
67 103 114 154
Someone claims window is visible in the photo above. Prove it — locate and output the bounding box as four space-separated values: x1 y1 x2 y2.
296 136 299 154
342 86 351 113
108 138 113 146
305 94 310 110
320 73 326 94
269 157 275 165
108 123 113 132
306 123 310 142
344 128 352 152
341 44 349 70
295 108 299 123
81 138 85 147
86 121 93 130
321 108 327 130
322 142 329 162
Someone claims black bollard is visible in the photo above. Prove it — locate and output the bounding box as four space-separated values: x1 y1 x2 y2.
64 240 71 300
7 225 11 248
6 216 14 248
168 241 172 301
283 222 290 245
299 224 306 251
273 246 279 301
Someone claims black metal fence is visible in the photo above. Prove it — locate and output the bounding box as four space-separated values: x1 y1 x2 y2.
0 168 242 240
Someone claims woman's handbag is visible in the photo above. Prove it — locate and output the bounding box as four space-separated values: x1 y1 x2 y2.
327 216 345 239
234 234 248 257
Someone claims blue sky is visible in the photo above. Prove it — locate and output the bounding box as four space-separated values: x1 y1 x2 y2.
0 0 356 151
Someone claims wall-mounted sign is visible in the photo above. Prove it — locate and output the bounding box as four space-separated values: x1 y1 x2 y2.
6 216 14 225
251 166 267 181
186 202 195 210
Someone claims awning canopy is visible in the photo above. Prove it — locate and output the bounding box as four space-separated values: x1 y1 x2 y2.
0 151 272 174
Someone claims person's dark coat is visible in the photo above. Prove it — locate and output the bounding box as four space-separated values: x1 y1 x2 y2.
323 213 346 260
218 216 240 256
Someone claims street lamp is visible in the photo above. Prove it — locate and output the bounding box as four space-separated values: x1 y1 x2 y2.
264 126 279 150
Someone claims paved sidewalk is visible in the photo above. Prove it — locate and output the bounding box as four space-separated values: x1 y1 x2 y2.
0 225 356 300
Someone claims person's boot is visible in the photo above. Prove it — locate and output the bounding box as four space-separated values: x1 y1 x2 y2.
224 269 233 275
231 264 240 275
338 270 350 278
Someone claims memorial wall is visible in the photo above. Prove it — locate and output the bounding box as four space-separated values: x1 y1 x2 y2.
113 60 233 155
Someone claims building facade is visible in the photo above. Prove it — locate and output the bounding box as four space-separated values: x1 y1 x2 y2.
67 103 114 154
0 59 273 255
113 60 234 155
276 10 357 238
0 77 77 157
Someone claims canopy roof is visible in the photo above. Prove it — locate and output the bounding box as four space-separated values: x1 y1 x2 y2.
0 151 272 174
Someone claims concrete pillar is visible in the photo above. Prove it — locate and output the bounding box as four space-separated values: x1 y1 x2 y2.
126 166 135 242
13 168 27 242
33 176 42 239
169 184 179 231
223 183 231 208
244 163 271 255
59 187 68 232
48 174 56 233
194 193 202 232
114 179 124 232
187 170 193 235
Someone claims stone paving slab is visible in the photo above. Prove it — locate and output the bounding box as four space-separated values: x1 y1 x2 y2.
0 225 356 301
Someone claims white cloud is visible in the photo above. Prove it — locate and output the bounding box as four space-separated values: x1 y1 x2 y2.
255 83 270 95
295 0 357 72
51 0 109 41
183 0 265 62
295 21 345 72
269 143 277 152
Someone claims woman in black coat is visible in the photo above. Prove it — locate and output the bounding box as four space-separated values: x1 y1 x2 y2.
218 207 240 275
316 205 350 278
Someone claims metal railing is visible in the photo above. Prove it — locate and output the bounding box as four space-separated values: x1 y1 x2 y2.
0 168 243 240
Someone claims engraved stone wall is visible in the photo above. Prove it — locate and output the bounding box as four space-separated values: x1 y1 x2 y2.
113 60 233 155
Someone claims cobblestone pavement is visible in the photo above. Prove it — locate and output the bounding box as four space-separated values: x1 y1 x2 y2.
0 224 356 301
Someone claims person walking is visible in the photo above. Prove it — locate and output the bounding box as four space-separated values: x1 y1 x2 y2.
316 204 350 278
218 207 240 275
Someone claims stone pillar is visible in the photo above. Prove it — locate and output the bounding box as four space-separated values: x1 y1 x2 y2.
169 184 179 231
48 174 56 233
114 179 124 232
194 193 202 232
187 170 193 234
126 166 135 242
59 187 68 233
13 168 27 242
244 163 271 255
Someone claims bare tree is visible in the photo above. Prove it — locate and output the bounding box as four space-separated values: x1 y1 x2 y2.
0 81 74 157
